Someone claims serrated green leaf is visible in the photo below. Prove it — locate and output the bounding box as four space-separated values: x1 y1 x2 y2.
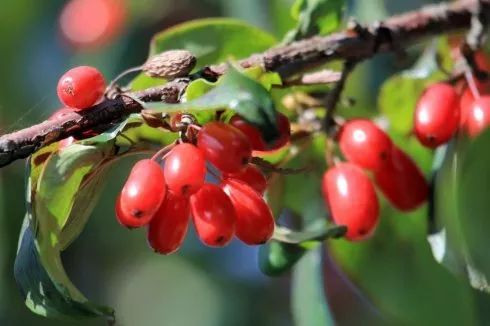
132 18 277 90
146 66 280 142
291 247 334 326
284 0 344 43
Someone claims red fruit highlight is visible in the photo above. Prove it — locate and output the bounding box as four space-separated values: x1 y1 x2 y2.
467 96 490 138
197 122 252 173
190 184 236 247
322 163 379 241
338 119 393 171
117 159 166 228
374 147 428 211
414 83 460 148
147 192 190 255
221 179 274 245
164 143 206 196
57 66 106 110
223 164 267 195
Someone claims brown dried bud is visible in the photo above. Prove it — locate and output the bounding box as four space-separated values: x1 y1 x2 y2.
142 50 196 80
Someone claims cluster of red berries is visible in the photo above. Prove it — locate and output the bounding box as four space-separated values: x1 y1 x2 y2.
323 53 490 242
115 115 291 254
322 119 428 241
414 80 490 147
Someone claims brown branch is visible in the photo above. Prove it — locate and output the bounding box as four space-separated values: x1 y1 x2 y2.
0 0 487 168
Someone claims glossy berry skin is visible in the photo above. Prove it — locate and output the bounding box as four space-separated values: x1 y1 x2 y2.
414 83 460 148
147 192 190 255
197 122 252 173
221 179 274 245
322 163 379 241
190 184 236 247
57 66 106 110
338 119 392 171
118 159 166 228
230 115 267 150
164 143 206 196
374 147 428 211
223 164 267 195
467 96 490 138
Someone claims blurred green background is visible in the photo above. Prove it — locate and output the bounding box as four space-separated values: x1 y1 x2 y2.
1 0 487 325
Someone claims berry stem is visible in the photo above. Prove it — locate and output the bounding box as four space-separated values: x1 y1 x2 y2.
105 66 143 95
465 69 481 99
151 142 177 162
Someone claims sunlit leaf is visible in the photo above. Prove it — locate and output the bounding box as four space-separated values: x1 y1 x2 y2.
145 66 280 142
284 0 345 42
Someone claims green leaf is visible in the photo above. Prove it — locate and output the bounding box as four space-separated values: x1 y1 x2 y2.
146 66 280 142
14 216 113 320
132 18 277 90
458 129 490 278
291 247 334 326
259 224 345 276
150 18 277 67
15 115 177 320
284 0 345 42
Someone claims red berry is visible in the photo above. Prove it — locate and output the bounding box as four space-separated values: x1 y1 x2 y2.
269 112 291 150
467 96 490 138
322 163 379 241
117 159 166 228
230 115 267 150
147 192 190 255
338 119 392 171
414 83 460 148
374 147 428 211
59 0 126 50
197 122 252 173
57 66 106 110
164 143 206 196
223 164 267 195
190 184 236 247
221 179 274 245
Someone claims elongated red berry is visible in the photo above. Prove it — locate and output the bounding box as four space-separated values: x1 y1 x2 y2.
147 192 190 254
57 66 106 110
230 113 291 151
338 119 392 171
322 163 379 241
117 159 166 228
164 143 206 196
221 179 274 245
190 184 236 247
230 115 267 150
197 122 252 173
467 96 490 138
374 147 428 211
414 83 460 148
223 164 267 195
